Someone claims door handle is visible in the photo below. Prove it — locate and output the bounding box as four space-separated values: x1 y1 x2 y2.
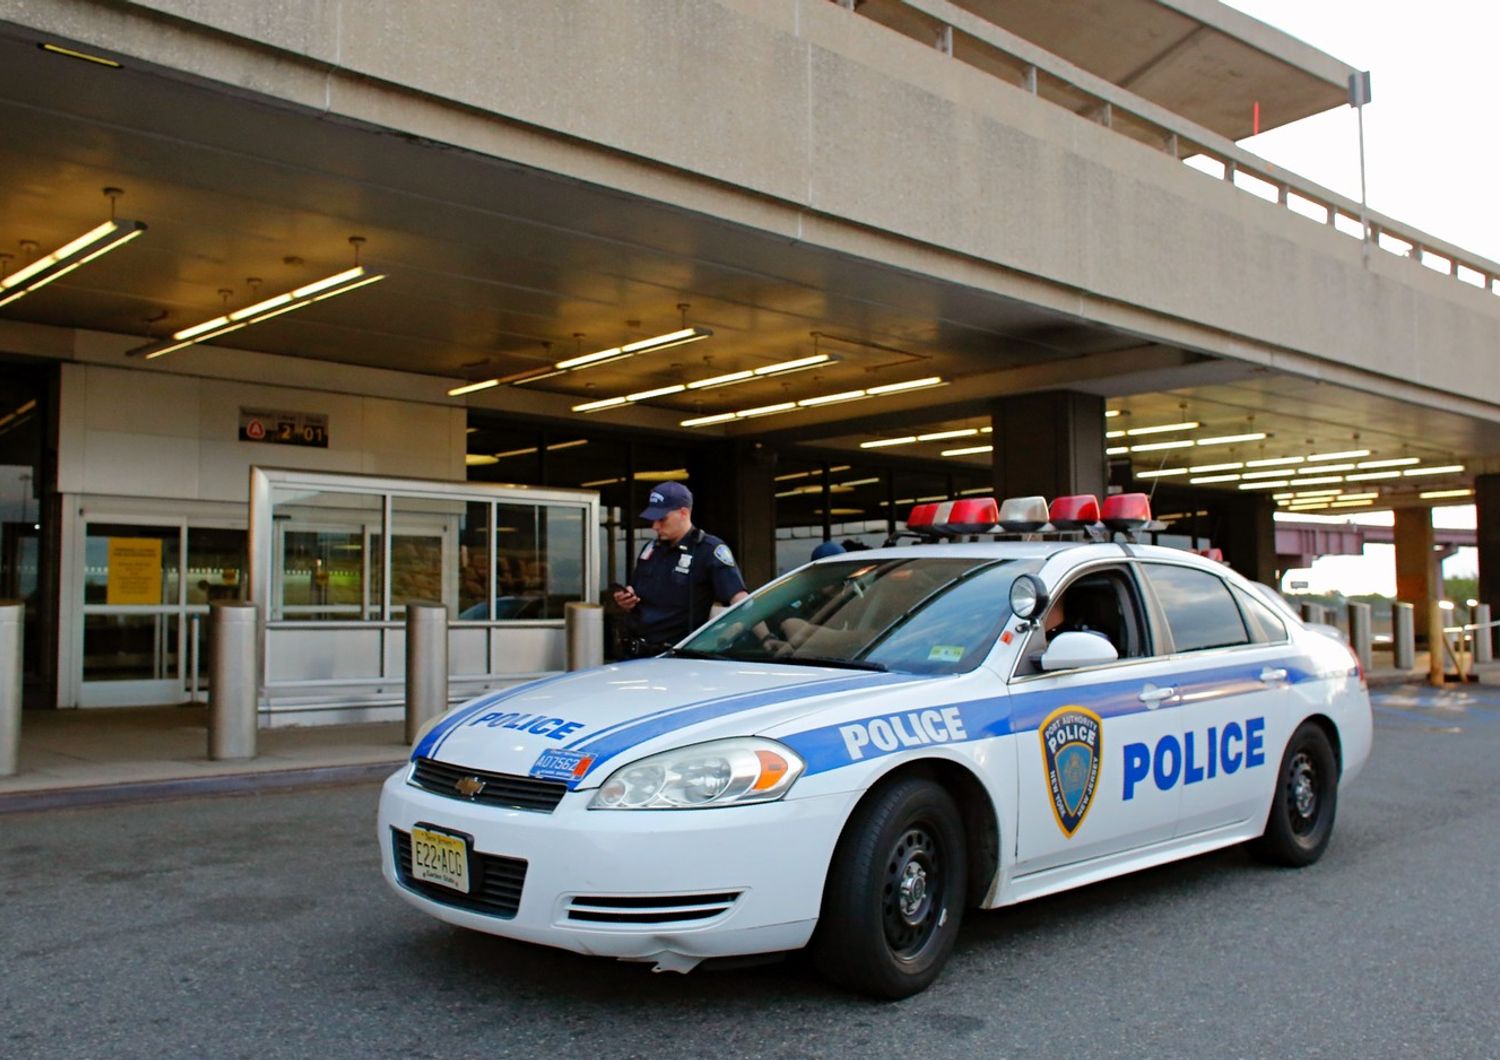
1138 685 1176 707
1259 667 1288 683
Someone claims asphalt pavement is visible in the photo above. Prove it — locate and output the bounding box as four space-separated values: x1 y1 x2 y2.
2 685 1498 1059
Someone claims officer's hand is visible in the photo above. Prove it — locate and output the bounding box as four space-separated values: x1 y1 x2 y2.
613 585 640 611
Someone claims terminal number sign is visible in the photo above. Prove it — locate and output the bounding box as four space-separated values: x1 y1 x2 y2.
239 407 328 448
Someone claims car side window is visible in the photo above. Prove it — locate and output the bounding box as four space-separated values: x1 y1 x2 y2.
1016 565 1149 674
1143 563 1250 653
1233 586 1289 643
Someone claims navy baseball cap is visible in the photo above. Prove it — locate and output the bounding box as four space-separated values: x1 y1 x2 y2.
640 481 693 520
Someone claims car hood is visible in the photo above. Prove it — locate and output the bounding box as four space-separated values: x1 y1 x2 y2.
412 658 927 787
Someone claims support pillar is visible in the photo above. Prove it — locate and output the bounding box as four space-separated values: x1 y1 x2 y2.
1475 474 1500 658
1394 506 1438 644
686 440 776 591
1219 494 1278 585
990 392 1106 502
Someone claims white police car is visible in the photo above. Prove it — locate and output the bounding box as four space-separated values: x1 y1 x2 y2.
378 493 1371 998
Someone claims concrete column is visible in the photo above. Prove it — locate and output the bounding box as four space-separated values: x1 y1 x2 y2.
1219 494 1278 585
1394 507 1438 644
686 440 776 591
0 601 21 776
1475 473 1500 658
208 602 258 761
404 603 449 745
990 391 1106 502
1392 602 1415 670
1475 603 1493 665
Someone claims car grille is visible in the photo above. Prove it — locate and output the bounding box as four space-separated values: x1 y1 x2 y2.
409 756 567 812
565 892 742 925
392 829 527 918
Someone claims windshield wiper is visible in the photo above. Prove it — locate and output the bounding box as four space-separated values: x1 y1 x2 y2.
764 655 888 672
664 647 738 661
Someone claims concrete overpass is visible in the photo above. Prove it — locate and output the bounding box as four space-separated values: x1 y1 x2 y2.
2 0 1499 703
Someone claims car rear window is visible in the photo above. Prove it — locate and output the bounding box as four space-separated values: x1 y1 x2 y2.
1143 563 1250 653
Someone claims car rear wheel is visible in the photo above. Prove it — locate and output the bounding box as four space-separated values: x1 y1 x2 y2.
812 777 967 999
1251 721 1338 867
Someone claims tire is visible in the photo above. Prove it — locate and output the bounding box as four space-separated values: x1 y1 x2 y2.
812 777 967 999
1251 721 1338 867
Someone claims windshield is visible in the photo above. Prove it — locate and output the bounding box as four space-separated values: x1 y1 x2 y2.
679 556 1036 675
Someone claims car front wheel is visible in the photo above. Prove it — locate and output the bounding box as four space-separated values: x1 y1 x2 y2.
1251 721 1338 867
812 776 967 999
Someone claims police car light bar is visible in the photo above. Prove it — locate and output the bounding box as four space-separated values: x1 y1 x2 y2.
904 498 1000 536
1100 492 1152 531
1048 495 1100 530
997 496 1049 533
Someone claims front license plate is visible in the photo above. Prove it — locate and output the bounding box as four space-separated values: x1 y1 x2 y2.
410 825 470 893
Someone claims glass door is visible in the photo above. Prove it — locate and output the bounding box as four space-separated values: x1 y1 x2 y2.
80 519 186 706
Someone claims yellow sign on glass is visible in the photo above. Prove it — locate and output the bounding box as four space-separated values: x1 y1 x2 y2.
107 538 163 605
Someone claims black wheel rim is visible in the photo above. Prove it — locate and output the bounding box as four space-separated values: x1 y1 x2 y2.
1285 750 1320 837
881 823 945 960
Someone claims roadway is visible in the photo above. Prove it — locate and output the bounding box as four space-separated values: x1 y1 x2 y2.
2 685 1497 1058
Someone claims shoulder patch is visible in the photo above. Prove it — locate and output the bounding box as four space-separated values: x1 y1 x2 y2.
639 542 654 561
713 543 735 567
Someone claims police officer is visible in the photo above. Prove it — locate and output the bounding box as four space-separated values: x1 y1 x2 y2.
612 481 748 656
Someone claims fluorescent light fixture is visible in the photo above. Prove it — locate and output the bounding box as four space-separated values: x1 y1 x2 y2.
1106 430 1125 439
1296 464 1355 474
1295 476 1344 486
1238 480 1290 490
449 379 500 397
1293 489 1343 498
1357 457 1419 469
1106 446 1129 456
39 42 121 67
1337 492 1381 501
861 436 917 449
1344 471 1401 481
0 219 147 309
139 265 383 360
1126 421 1199 436
1130 440 1194 452
941 445 994 457
572 353 828 412
1329 499 1375 508
465 454 499 466
1306 449 1370 462
1242 469 1290 480
1190 462 1243 473
1403 465 1465 476
1189 474 1240 484
918 428 979 442
1137 468 1188 478
554 327 711 371
1420 488 1474 499
1105 410 1120 418
1196 432 1267 446
1246 456 1303 467
682 378 947 429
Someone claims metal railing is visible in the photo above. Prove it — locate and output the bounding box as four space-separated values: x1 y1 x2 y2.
841 0 1500 297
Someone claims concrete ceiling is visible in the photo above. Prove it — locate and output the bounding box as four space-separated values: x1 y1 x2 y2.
0 19 1478 513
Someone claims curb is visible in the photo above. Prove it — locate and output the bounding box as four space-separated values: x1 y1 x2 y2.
0 759 406 816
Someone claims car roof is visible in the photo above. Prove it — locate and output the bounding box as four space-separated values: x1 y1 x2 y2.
811 540 1234 572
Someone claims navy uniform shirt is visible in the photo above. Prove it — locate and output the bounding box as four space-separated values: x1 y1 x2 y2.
630 527 747 645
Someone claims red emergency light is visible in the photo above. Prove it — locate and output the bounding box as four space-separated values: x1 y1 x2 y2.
1049 494 1099 530
1195 547 1226 563
1100 492 1152 531
905 497 1000 535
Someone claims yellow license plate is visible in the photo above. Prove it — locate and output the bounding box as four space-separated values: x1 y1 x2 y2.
410 825 470 893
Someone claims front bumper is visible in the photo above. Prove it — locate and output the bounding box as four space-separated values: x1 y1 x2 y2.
376 766 856 969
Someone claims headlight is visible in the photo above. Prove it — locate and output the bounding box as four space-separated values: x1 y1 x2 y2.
589 738 804 810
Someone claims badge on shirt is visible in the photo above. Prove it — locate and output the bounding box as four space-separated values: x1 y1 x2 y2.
675 553 693 573
714 544 735 567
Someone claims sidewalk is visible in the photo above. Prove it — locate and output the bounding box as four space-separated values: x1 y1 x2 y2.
0 704 408 814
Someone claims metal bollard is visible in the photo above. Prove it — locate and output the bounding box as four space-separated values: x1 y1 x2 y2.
1476 604 1493 665
1429 602 1446 687
405 602 449 745
1300 602 1327 625
209 602 258 760
565 602 604 671
1346 602 1372 674
0 601 22 777
1392 602 1415 671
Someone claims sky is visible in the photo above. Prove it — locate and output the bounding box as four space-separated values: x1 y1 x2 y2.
1214 1 1496 595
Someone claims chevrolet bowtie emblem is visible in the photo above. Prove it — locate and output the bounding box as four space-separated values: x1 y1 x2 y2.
455 775 486 798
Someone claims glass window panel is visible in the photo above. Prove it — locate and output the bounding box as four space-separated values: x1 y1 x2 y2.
390 496 465 617
187 527 247 605
271 489 382 620
83 523 180 606
496 503 545 620
1144 563 1251 653
83 613 179 682
543 505 585 614
456 501 492 619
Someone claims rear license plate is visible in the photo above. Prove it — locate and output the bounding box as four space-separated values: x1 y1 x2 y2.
410 825 470 893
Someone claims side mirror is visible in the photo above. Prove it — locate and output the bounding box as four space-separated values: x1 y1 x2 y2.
1040 631 1119 671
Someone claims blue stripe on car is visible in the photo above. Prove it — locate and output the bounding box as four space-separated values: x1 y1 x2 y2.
414 671 583 760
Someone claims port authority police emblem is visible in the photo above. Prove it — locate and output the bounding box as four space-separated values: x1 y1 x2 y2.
1039 706 1102 838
